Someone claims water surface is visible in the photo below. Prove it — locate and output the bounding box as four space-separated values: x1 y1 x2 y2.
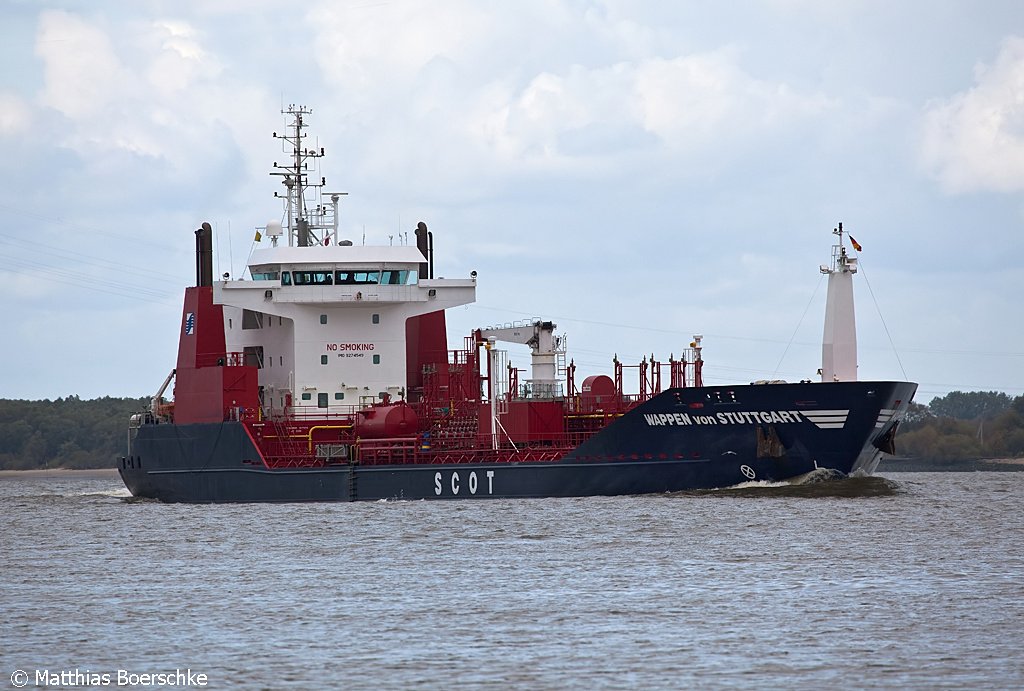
2 471 1021 689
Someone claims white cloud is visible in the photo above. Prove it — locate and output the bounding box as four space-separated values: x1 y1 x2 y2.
145 20 222 94
474 48 835 172
303 1 835 186
0 92 31 135
29 9 273 215
633 49 835 146
309 0 498 96
35 10 135 119
921 36 1024 194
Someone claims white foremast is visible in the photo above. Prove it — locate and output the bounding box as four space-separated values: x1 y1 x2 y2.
820 222 858 382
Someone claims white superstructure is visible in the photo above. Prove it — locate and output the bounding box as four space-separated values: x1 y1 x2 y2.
213 105 476 414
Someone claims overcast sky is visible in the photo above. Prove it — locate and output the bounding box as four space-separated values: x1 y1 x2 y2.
2 0 1022 404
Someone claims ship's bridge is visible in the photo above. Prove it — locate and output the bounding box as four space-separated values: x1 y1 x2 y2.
236 245 471 305
213 243 476 416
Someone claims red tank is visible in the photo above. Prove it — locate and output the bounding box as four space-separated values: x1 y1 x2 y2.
579 375 617 413
354 403 419 438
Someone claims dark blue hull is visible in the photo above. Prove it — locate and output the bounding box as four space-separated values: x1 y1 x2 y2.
119 381 916 502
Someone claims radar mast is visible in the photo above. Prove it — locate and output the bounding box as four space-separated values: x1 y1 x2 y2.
270 105 347 247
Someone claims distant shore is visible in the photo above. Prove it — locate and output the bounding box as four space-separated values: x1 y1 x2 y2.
0 468 119 478
879 457 1024 472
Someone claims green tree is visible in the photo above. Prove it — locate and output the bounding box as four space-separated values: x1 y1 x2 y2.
899 392 1024 461
903 401 933 428
928 391 1012 420
0 396 147 470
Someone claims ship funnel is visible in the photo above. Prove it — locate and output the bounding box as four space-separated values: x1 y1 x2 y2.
195 222 213 287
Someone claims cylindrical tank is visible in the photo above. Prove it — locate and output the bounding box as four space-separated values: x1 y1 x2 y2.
580 374 617 413
354 403 419 439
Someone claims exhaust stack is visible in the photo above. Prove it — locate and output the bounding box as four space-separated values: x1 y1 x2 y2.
414 221 433 279
195 222 213 287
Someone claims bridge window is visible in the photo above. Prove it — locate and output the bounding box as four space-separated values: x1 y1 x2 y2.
292 271 333 286
380 270 416 285
335 271 381 285
281 272 292 286
251 271 279 280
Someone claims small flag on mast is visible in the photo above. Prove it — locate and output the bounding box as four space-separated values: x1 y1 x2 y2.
254 230 262 242
849 235 862 252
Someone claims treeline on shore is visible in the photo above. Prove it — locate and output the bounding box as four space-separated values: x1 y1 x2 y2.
0 396 147 470
897 391 1024 464
0 391 1021 471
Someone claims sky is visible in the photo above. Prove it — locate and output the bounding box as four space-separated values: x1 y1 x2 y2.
1 0 1022 404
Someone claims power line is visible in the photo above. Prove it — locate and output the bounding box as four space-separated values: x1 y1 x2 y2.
0 232 184 285
469 304 1024 357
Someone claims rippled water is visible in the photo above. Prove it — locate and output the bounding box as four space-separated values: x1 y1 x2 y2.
2 471 1022 689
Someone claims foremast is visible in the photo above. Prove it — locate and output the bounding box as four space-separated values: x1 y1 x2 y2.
820 222 859 382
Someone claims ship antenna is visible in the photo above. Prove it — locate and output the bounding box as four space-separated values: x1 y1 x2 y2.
227 220 234 280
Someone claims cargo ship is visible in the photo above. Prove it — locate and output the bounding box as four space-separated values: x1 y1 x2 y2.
118 105 916 502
